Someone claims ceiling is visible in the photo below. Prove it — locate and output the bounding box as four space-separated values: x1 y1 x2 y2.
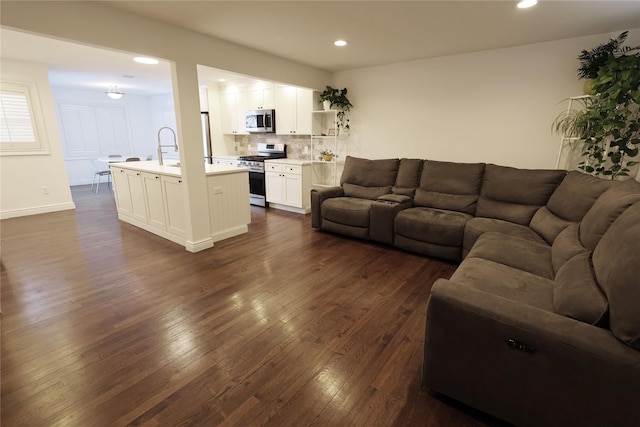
1 1 639 96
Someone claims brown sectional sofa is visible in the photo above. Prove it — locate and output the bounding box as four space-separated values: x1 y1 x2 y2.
310 156 640 427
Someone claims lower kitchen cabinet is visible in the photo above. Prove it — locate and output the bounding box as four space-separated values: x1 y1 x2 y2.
111 166 186 244
141 172 166 230
161 175 186 237
265 160 311 214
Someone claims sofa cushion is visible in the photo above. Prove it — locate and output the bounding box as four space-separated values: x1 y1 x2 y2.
395 207 472 246
547 171 614 222
551 224 588 274
321 197 374 228
392 158 423 196
592 200 640 350
466 232 553 279
476 164 566 225
463 217 546 256
340 156 399 187
529 206 574 244
343 183 391 200
554 252 608 325
450 258 555 311
413 161 485 215
579 179 640 251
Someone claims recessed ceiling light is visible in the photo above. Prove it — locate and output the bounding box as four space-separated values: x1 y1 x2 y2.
334 40 348 47
516 0 537 8
134 56 159 65
219 79 226 82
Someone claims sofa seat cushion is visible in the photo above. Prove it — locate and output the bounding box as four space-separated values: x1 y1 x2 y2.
395 207 472 246
450 258 555 311
463 217 545 256
466 232 553 279
593 200 640 350
321 197 375 228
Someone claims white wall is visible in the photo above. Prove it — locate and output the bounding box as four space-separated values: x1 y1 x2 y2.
52 86 158 185
0 59 75 219
333 29 640 180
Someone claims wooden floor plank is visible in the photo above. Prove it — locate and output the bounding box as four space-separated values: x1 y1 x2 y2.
1 184 505 426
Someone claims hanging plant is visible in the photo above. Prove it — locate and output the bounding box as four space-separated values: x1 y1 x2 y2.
319 86 353 132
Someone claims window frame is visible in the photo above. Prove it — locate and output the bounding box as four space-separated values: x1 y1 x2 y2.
0 80 50 156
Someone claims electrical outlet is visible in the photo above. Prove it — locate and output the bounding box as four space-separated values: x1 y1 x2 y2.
213 186 223 194
42 186 50 195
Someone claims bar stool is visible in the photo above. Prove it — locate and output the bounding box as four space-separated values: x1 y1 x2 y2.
91 159 111 193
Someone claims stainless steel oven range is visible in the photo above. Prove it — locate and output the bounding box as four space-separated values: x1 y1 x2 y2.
237 143 286 207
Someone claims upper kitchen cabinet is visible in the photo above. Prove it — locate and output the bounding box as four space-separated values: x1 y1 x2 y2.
275 85 313 135
220 88 248 135
247 83 275 110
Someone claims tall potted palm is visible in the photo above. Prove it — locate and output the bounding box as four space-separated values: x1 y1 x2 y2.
554 31 640 179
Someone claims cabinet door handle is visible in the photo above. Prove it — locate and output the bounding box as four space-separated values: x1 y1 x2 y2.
178 180 182 183
155 176 159 179
136 172 140 176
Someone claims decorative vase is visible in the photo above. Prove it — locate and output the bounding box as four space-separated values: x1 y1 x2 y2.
322 100 331 111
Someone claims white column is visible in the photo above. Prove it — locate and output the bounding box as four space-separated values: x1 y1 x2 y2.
171 60 214 252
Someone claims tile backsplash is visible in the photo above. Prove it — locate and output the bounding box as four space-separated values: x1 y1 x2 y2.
234 134 312 160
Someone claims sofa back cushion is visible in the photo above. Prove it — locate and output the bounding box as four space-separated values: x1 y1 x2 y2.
551 224 587 274
413 161 485 215
529 207 574 245
343 183 392 200
476 165 566 225
553 252 608 325
547 171 614 222
392 158 423 196
592 201 640 350
340 156 399 187
579 179 640 251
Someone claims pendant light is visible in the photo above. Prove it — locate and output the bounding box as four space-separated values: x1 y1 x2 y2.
106 85 124 99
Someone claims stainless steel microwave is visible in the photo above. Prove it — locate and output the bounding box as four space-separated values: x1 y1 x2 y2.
245 109 275 133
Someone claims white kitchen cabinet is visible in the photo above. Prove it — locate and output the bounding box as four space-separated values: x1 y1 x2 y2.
213 157 238 167
265 160 311 214
161 175 187 237
220 89 248 135
126 169 148 223
111 163 250 251
274 85 313 135
112 167 132 217
142 172 166 230
247 84 274 110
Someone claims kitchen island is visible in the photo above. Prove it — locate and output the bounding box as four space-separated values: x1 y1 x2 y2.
110 161 250 250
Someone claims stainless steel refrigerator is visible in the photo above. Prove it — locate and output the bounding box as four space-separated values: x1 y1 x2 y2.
201 112 212 164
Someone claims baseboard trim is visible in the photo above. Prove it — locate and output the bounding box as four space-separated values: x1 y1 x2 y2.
1 202 76 220
211 225 248 242
185 237 215 253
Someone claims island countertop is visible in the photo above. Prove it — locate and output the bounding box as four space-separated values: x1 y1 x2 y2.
110 160 245 177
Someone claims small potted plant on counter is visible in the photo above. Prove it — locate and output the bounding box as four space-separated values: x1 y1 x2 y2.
320 149 337 162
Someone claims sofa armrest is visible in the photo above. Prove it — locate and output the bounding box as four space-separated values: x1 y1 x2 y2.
311 186 344 229
369 198 413 244
424 278 640 427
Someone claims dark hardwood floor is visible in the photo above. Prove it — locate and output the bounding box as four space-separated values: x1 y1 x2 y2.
1 184 502 426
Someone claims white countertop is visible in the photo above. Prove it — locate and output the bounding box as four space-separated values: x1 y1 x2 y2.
110 161 246 177
264 158 312 166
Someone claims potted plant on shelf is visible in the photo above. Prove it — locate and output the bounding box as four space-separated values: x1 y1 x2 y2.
553 31 640 179
318 86 353 132
320 149 337 162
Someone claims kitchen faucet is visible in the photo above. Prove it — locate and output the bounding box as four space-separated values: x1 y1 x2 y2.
157 127 178 166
